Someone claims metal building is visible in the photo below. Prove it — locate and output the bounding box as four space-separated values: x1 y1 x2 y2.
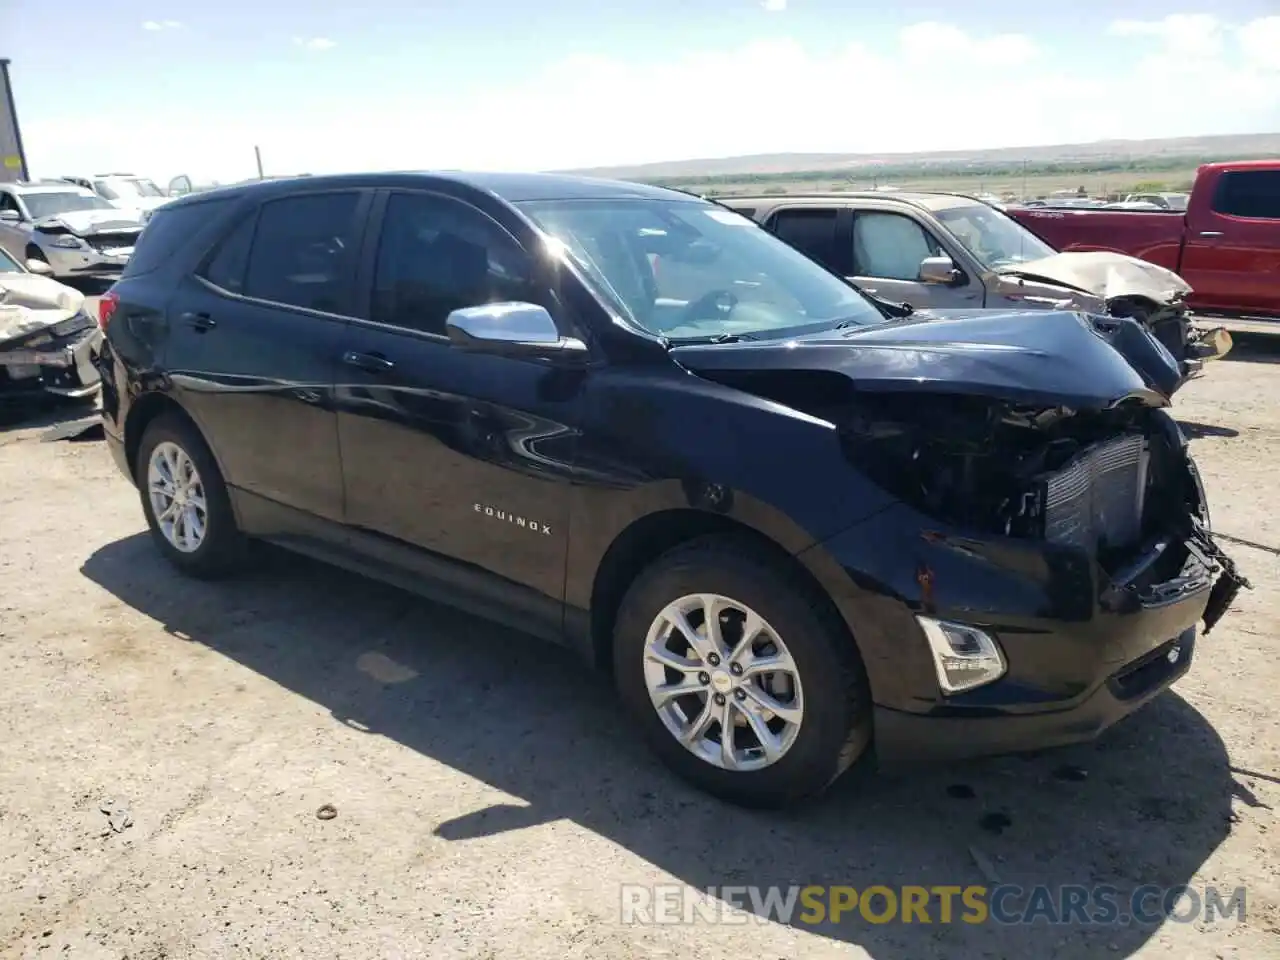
0 60 30 184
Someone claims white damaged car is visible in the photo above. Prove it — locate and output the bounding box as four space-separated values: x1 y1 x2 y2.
0 246 102 400
0 181 147 282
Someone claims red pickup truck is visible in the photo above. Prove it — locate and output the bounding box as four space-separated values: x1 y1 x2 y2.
1007 160 1280 324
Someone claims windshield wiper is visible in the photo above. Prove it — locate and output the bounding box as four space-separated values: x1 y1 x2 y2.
668 332 760 345
833 305 912 331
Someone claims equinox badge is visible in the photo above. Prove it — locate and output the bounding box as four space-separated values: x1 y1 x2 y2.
474 503 552 536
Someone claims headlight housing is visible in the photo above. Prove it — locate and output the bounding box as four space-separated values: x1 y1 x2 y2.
50 235 84 249
917 616 1007 694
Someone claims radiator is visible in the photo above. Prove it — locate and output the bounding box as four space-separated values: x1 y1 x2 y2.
1043 433 1149 552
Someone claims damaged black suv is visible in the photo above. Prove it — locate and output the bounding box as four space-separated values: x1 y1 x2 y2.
96 172 1247 808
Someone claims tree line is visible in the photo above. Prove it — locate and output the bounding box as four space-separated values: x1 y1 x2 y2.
642 153 1274 189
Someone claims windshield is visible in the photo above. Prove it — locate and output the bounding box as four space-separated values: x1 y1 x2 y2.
934 203 1057 270
22 191 116 219
0 246 21 274
96 178 164 200
517 198 884 342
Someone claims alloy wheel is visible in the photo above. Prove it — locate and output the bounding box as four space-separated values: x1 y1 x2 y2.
147 441 208 553
642 593 805 772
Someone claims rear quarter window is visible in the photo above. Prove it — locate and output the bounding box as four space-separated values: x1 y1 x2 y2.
121 198 233 278
1211 171 1280 220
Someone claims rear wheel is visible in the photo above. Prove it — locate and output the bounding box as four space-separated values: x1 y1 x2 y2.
612 535 872 808
135 413 246 578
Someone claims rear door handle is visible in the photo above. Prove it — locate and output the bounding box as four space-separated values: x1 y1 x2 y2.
1198 231 1224 238
342 350 396 373
180 311 216 331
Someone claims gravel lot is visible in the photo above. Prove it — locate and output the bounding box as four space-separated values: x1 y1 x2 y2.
1 323 1277 959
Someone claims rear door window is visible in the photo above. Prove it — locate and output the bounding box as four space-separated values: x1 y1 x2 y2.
1213 171 1280 220
768 208 843 272
199 212 258 294
121 198 233 278
241 192 364 315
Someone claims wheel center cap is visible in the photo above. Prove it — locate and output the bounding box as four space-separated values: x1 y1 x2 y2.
710 670 733 694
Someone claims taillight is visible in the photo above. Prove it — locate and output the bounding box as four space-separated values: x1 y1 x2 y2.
97 290 120 331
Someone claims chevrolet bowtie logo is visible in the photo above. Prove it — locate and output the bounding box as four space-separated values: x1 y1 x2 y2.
474 503 552 536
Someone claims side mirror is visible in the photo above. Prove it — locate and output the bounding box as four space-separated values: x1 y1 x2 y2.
25 258 54 276
0 209 20 223
445 302 588 364
919 255 962 285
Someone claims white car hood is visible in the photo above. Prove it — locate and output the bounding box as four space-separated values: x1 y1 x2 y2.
996 251 1192 304
0 272 86 343
35 207 147 235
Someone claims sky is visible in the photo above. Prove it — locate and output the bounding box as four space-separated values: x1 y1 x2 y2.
3 1 1279 184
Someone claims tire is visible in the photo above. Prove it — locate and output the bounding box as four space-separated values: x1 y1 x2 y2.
135 413 246 578
612 534 873 809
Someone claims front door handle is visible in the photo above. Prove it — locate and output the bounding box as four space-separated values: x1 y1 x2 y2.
342 350 396 373
180 311 217 331
1198 231 1224 238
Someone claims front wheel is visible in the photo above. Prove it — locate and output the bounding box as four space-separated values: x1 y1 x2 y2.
613 535 873 808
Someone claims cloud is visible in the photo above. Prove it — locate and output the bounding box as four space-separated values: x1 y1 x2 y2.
293 36 337 51
761 0 787 11
1237 15 1280 66
1108 13 1224 57
142 19 182 31
25 16 1280 178
899 21 1037 64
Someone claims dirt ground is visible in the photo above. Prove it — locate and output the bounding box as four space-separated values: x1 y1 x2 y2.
0 335 1277 960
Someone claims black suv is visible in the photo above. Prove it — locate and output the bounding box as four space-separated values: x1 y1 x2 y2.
96 172 1246 808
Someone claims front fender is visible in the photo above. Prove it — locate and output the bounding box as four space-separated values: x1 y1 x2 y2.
562 368 898 612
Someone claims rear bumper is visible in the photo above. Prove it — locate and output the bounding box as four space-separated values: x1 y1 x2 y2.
874 628 1194 763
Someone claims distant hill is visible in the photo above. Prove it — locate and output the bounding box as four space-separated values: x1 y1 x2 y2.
561 133 1280 180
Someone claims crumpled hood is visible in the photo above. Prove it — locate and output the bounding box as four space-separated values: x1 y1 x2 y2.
670 309 1179 410
0 272 86 343
996 250 1191 303
34 208 146 236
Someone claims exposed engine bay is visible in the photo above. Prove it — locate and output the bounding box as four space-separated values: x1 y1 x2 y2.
705 367 1249 628
669 307 1250 630
832 392 1190 557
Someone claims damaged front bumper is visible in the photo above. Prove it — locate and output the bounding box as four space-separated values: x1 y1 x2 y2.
803 481 1248 765
38 241 133 279
0 318 103 399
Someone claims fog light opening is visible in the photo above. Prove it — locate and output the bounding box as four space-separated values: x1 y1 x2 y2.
917 617 1006 694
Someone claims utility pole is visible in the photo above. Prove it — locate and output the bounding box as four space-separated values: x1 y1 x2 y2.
1021 159 1028 200
254 145 264 179
0 59 30 183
